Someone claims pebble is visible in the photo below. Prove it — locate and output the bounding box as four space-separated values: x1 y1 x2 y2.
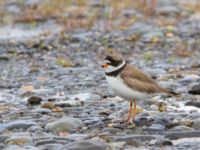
5 132 33 145
32 108 52 114
114 135 159 142
169 125 194 132
0 120 36 132
61 140 111 150
143 123 165 133
27 96 42 105
188 84 200 95
165 131 200 140
192 118 200 129
69 93 101 102
45 117 83 133
179 74 200 85
39 143 64 150
41 102 56 109
185 100 200 108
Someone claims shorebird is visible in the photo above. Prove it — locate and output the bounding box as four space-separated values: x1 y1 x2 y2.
102 53 178 123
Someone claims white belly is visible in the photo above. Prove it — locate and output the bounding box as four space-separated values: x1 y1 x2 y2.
106 75 149 101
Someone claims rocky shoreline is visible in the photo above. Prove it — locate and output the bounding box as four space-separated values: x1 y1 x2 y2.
1 0 200 149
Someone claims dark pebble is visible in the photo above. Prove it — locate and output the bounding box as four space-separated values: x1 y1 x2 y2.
27 96 42 105
185 101 200 108
165 131 200 140
188 84 200 95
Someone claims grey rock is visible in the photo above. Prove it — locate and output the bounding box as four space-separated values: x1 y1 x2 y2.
165 131 200 140
0 135 9 143
45 117 83 133
114 135 160 142
188 84 200 95
61 140 111 150
5 132 33 145
192 118 200 129
102 127 122 134
69 93 101 102
32 108 52 114
39 143 64 150
143 123 165 133
155 138 173 146
0 143 5 150
169 125 194 132
179 75 200 85
0 120 36 132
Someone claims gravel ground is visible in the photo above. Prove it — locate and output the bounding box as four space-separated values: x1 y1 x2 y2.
1 0 200 150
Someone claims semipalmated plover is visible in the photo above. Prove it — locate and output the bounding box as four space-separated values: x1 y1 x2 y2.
102 53 178 123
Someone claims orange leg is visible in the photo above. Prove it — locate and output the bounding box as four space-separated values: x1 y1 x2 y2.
132 99 137 122
127 100 133 123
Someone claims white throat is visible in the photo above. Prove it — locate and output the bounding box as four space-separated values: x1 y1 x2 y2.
106 60 126 74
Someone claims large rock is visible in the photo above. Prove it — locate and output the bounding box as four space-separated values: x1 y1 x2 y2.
61 140 111 150
45 117 83 133
188 84 200 95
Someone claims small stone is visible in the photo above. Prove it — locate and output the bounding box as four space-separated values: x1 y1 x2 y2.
143 123 165 133
114 135 158 144
52 106 63 112
169 125 194 132
156 138 173 146
69 93 101 102
185 101 200 108
102 127 122 134
165 131 200 140
0 135 9 143
27 96 42 105
32 108 52 114
179 75 200 85
98 109 112 116
0 144 5 149
135 117 150 126
45 117 83 133
188 84 200 95
41 102 56 109
0 55 9 61
5 132 33 145
192 118 200 129
61 140 111 150
1 120 36 131
39 143 64 150
109 142 126 149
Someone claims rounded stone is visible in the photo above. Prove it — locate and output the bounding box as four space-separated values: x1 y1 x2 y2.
61 140 111 150
45 117 83 133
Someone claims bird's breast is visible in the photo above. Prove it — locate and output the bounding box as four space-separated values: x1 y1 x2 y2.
105 75 149 100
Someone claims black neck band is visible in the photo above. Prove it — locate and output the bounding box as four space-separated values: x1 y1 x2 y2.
105 61 127 77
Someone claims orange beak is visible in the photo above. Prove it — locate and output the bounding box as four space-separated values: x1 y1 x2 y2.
101 63 109 68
